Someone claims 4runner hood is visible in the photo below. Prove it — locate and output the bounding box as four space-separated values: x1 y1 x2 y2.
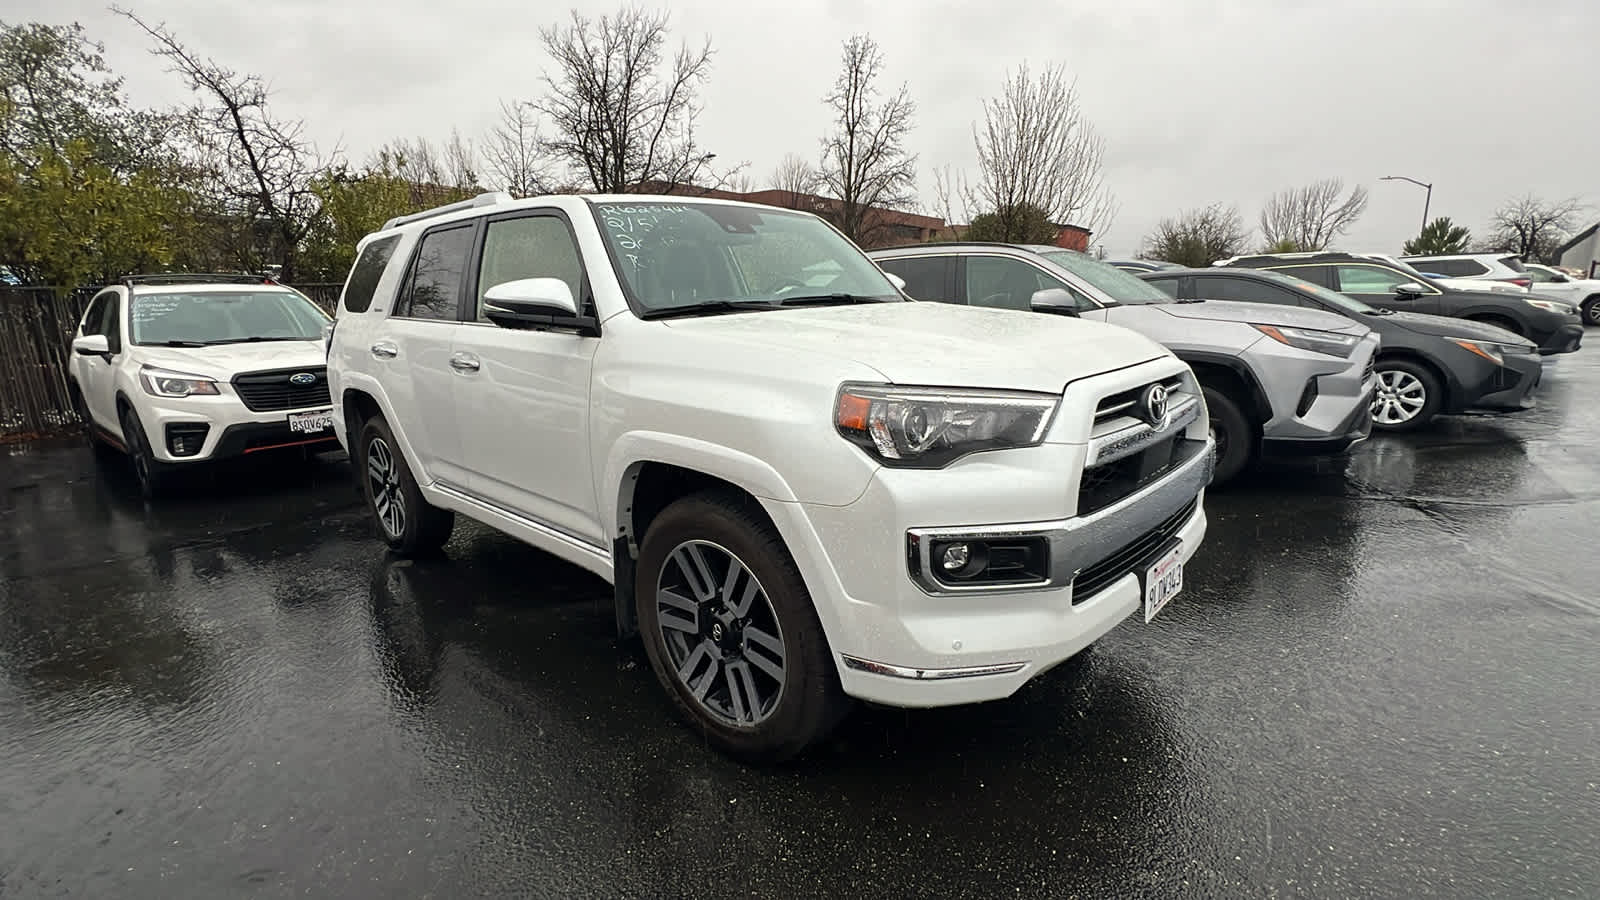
662 302 1170 392
1383 311 1534 347
133 340 328 379
1149 299 1367 334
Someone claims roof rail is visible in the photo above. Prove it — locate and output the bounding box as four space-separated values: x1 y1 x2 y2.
123 273 278 287
382 191 513 231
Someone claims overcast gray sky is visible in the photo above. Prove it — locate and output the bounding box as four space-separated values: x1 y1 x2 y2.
11 0 1598 255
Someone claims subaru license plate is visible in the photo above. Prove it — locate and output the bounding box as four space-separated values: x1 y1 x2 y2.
1142 541 1184 623
287 408 334 435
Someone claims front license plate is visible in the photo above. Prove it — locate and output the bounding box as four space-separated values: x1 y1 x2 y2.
287 408 334 435
1142 542 1184 623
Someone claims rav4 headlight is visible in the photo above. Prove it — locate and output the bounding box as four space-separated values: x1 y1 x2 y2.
835 383 1059 468
139 366 220 397
1251 324 1361 358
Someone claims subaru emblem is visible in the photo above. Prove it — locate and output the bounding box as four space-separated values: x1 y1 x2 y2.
1140 383 1170 429
289 372 317 386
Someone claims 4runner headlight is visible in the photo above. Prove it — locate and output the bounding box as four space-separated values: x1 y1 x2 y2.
835 383 1059 467
1251 324 1360 358
139 366 220 397
1523 298 1575 314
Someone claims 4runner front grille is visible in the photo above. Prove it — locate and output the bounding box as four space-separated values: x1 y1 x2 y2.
1078 435 1205 516
233 367 331 412
1092 375 1184 429
1072 497 1198 603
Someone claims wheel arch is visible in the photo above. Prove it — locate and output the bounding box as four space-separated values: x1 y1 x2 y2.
1175 351 1272 424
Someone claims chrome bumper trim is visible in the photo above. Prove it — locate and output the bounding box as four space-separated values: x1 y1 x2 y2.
905 437 1215 596
840 656 1028 680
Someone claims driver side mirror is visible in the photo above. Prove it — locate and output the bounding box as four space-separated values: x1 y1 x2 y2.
1030 288 1080 317
883 271 907 292
482 278 598 336
72 334 111 358
1393 282 1426 297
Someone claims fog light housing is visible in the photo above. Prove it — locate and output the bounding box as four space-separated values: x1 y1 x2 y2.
922 537 1048 587
1296 377 1320 417
164 422 210 457
940 543 970 572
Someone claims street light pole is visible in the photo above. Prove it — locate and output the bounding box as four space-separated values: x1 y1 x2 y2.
1381 175 1433 232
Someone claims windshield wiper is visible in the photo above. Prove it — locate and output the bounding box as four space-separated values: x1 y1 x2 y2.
200 336 315 345
1174 298 1207 304
151 339 208 347
773 293 891 307
637 300 777 320
1364 308 1396 316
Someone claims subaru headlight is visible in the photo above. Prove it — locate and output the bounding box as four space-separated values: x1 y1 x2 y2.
1251 324 1361 358
139 366 220 397
835 384 1059 468
1523 298 1575 314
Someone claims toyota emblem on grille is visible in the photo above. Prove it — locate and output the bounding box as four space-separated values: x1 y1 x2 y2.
289 372 318 386
1140 383 1170 429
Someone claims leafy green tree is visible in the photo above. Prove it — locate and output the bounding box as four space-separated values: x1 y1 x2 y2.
298 152 477 281
964 203 1057 244
1261 236 1305 254
1402 217 1471 255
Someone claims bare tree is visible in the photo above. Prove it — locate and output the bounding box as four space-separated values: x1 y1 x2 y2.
1258 178 1368 250
1143 203 1250 267
532 7 719 193
1484 194 1583 261
441 128 478 189
481 100 552 197
767 152 820 209
972 63 1115 241
817 34 917 246
116 7 332 279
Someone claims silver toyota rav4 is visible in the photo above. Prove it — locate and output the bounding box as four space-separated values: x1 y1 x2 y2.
869 243 1380 483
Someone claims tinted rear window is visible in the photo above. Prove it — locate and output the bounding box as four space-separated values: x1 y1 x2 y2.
343 235 401 313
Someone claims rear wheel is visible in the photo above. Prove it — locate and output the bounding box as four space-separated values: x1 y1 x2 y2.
1582 296 1600 327
358 415 454 555
1371 359 1442 432
1199 386 1253 485
1468 314 1524 337
636 491 849 762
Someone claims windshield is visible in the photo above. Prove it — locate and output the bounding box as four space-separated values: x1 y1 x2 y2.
590 201 902 314
1039 249 1174 304
131 290 330 345
1252 269 1380 315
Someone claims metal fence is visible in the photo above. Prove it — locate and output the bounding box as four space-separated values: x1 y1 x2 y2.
0 283 344 443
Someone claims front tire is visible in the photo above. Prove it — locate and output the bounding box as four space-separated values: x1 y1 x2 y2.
1200 386 1253 485
636 491 849 762
119 406 168 500
1371 359 1442 432
357 416 454 555
1582 296 1600 327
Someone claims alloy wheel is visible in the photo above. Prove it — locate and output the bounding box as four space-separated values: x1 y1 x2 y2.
655 540 787 726
1372 370 1427 425
366 436 406 538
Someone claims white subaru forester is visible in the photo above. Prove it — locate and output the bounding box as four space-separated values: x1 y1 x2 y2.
67 275 339 498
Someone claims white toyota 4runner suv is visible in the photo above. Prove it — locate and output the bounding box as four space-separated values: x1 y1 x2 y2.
67 275 339 499
327 193 1215 760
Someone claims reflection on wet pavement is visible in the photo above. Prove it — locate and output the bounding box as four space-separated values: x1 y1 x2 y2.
2 354 1598 897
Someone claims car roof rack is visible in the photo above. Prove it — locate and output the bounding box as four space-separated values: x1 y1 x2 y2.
381 191 514 231
122 273 280 288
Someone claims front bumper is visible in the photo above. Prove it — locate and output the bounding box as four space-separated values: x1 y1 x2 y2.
1464 350 1543 412
134 396 338 464
1260 386 1374 459
1533 320 1584 355
789 435 1214 709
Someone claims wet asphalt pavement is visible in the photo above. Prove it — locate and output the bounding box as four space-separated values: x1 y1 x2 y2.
3 355 1599 899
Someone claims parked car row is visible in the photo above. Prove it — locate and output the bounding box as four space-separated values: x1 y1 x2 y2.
56 191 1584 763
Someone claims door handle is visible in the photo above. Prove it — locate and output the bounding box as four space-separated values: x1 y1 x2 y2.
449 353 480 373
370 341 399 360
